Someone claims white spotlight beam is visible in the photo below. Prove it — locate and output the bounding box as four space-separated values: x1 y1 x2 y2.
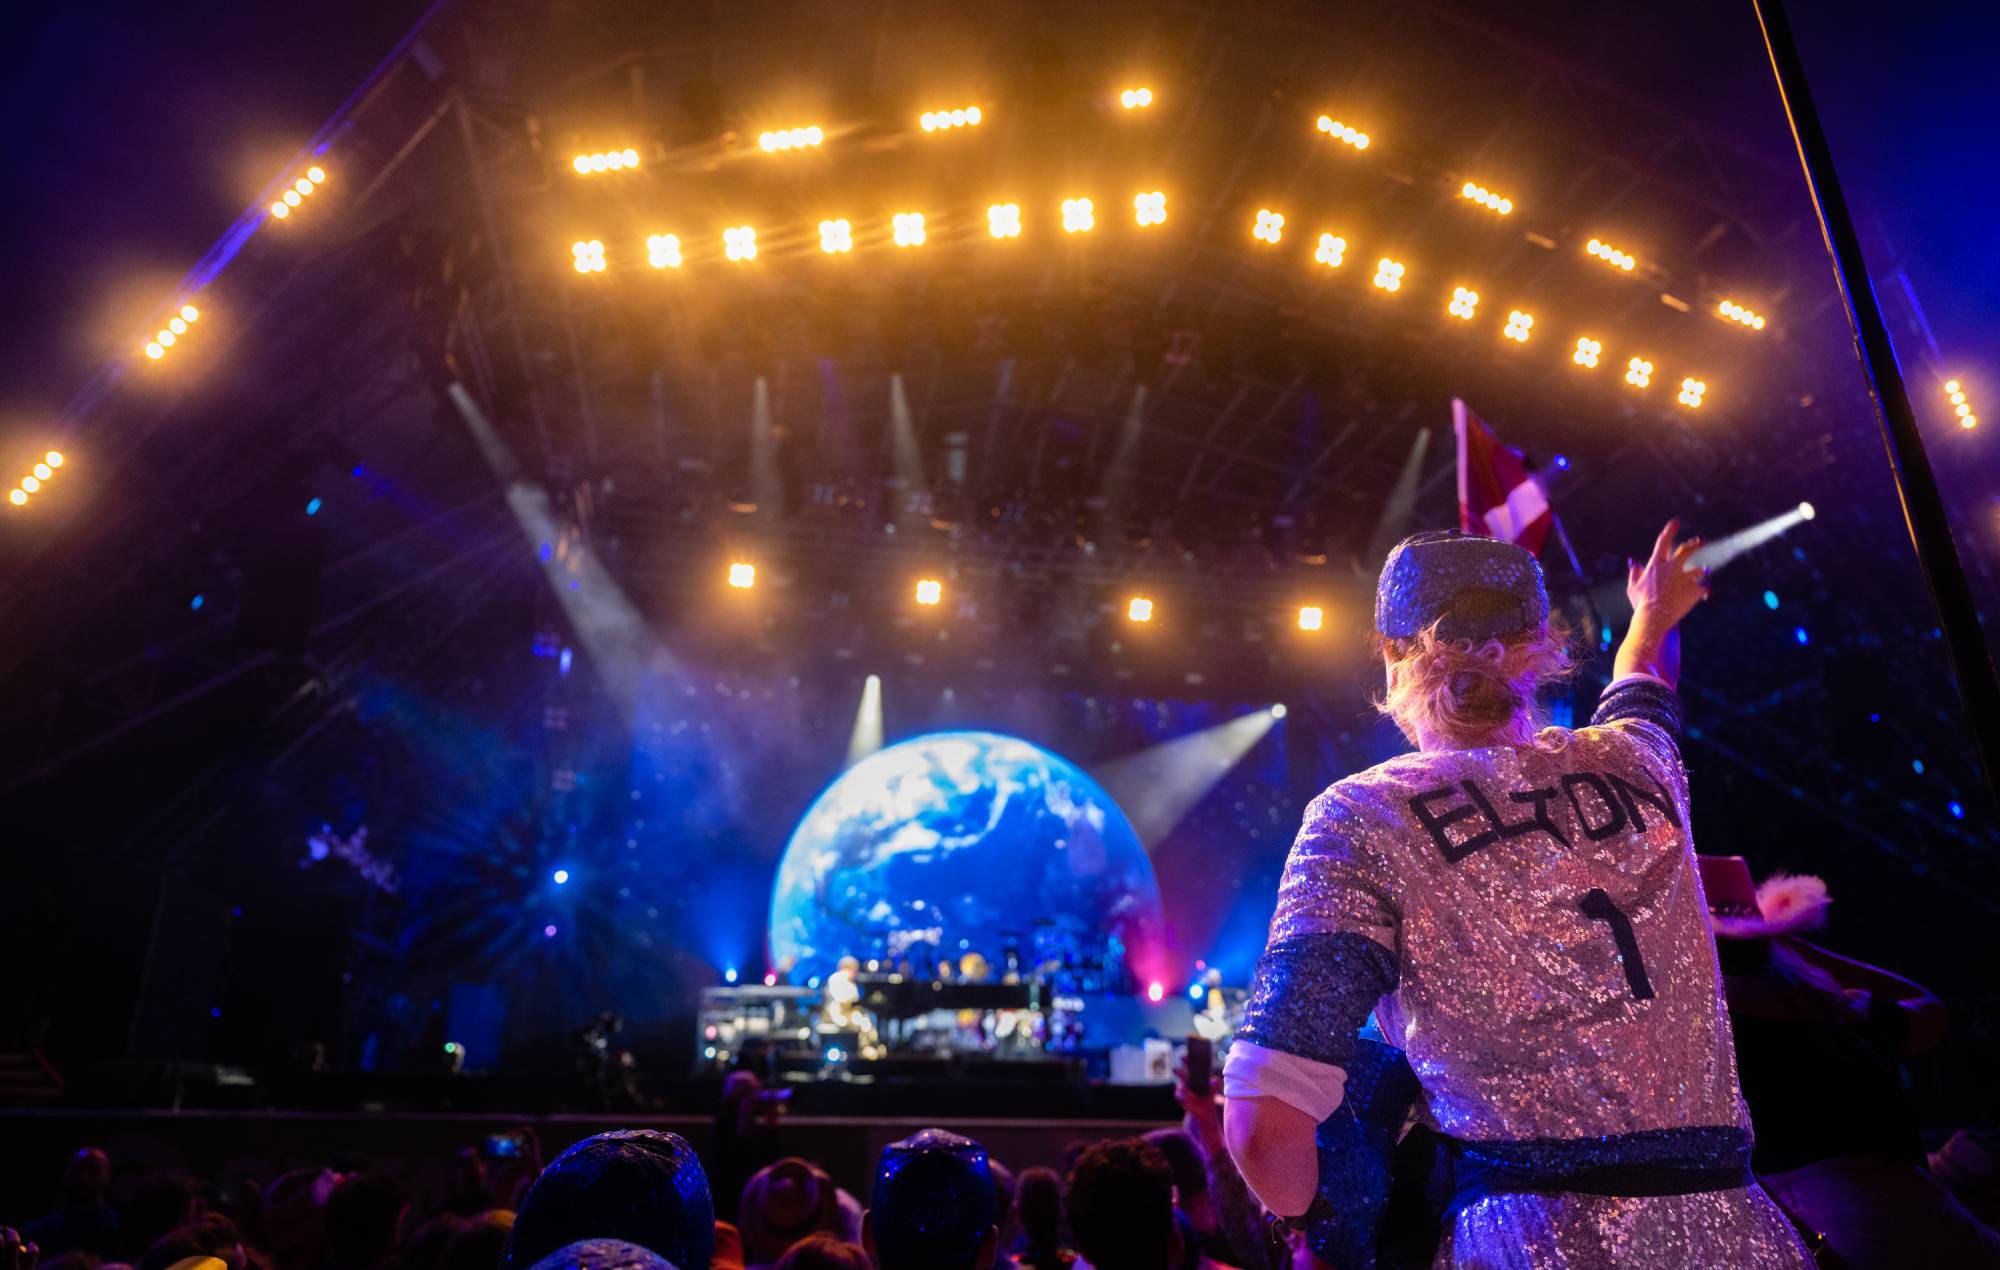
887 373 927 528
1090 707 1280 847
846 673 884 767
1684 502 1815 575
449 382 679 725
1366 426 1433 562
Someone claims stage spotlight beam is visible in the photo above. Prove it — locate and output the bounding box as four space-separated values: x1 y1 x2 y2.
846 673 884 767
1091 708 1281 846
1684 503 1818 575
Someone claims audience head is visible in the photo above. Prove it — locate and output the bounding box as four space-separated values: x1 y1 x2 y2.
523 1239 678 1270
737 1157 841 1263
401 1215 464 1270
124 1174 203 1260
1066 1139 1181 1270
136 1214 247 1270
1011 1167 1064 1250
62 1148 112 1207
508 1130 713 1270
771 1234 871 1270
863 1128 997 1270
1141 1128 1207 1211
442 1211 514 1270
325 1172 406 1270
261 1167 338 1269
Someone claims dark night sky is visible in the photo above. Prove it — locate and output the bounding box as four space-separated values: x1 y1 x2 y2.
0 1 1992 434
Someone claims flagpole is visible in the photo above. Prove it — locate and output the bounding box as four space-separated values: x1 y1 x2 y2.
1548 510 1607 646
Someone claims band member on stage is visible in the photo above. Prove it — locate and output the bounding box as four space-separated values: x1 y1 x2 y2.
819 955 880 1056
1223 523 1813 1266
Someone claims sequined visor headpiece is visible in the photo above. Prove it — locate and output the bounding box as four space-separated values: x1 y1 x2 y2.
1375 530 1548 641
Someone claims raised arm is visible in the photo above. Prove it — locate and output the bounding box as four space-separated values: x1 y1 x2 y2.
1613 518 1710 690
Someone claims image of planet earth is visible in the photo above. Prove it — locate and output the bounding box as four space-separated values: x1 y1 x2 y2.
769 731 1162 986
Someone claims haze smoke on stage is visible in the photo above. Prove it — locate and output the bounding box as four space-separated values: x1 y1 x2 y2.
888 373 926 530
847 673 884 766
1090 705 1282 846
1367 426 1433 562
1685 502 1816 575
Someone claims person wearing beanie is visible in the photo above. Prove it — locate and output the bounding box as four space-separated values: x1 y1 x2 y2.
1223 522 1811 1266
508 1131 714 1270
861 1129 996 1270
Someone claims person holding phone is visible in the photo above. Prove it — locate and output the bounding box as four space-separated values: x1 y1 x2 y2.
1222 524 1813 1267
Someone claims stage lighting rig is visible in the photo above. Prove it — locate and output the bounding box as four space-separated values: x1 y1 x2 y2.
987 203 1022 238
1119 87 1154 110
1677 377 1707 409
914 578 943 606
1572 336 1602 369
571 240 607 273
142 303 202 360
1061 198 1095 233
1315 115 1371 149
1716 299 1767 331
1945 379 1977 429
1372 258 1406 292
1313 233 1347 268
892 212 927 246
1625 356 1654 389
269 165 327 220
919 106 982 132
758 125 824 153
8 450 64 508
1447 287 1479 319
646 234 682 268
1251 208 1285 244
1134 191 1167 227
571 148 639 175
728 561 757 589
1460 181 1514 215
819 219 854 253
1127 596 1154 623
1297 605 1324 632
1503 309 1534 343
723 225 758 261
1586 238 1637 272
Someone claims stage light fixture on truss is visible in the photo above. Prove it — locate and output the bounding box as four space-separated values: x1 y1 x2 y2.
1127 596 1154 623
723 225 758 261
759 125 825 153
1945 379 1977 429
892 212 927 246
1297 605 1324 632
1586 238 1638 272
1677 377 1707 409
646 234 683 269
571 148 639 175
270 164 327 219
914 578 943 606
571 239 607 273
1313 233 1347 268
1572 336 1602 369
1447 287 1479 319
727 561 757 589
1716 299 1767 331
1120 86 1154 109
1503 309 1535 343
1134 191 1167 227
1624 356 1654 389
919 105 982 132
1251 208 1285 244
1460 181 1514 215
1315 115 1371 149
8 449 64 509
1061 197 1095 234
142 303 202 360
987 203 1022 238
818 218 854 253
1371 257 1406 292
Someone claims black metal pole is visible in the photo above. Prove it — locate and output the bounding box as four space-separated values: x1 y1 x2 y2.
1753 0 2000 805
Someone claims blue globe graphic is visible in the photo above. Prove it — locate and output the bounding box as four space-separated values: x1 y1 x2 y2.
769 731 1163 986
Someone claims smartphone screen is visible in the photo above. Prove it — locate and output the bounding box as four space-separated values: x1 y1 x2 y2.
1185 1034 1213 1098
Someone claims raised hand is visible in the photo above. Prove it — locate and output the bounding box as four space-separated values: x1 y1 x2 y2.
1626 518 1710 631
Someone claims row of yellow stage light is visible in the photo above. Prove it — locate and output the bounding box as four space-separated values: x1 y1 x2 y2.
727 560 1332 629
1946 380 1978 430
7 450 66 508
269 165 328 220
142 304 203 361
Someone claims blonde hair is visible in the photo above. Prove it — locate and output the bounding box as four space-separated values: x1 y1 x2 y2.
1376 620 1575 749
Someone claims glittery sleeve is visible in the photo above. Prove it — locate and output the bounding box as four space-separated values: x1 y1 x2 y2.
1591 674 1684 744
1235 788 1402 1079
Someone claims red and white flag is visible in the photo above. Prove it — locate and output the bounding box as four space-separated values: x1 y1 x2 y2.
1454 398 1551 556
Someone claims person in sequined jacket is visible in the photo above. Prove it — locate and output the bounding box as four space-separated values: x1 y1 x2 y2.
1221 522 1813 1269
